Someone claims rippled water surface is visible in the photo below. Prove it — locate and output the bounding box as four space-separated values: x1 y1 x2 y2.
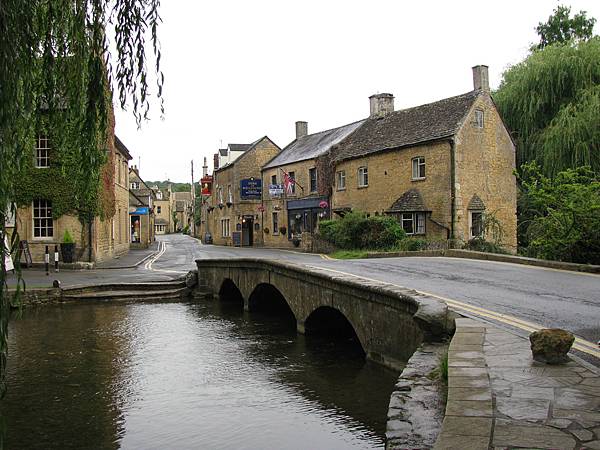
2 301 400 449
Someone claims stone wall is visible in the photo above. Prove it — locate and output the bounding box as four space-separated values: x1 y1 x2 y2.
454 95 517 250
196 258 455 370
331 141 453 241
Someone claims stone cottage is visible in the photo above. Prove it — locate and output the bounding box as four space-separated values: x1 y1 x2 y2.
331 66 517 250
129 166 156 248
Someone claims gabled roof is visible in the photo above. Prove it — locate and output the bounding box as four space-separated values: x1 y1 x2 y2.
468 194 486 210
386 189 430 212
263 120 365 170
218 148 228 156
114 135 133 160
215 136 280 173
173 191 192 202
334 91 481 162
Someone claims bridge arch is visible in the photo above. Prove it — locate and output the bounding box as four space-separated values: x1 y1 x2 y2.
304 306 366 356
247 283 296 323
218 278 244 308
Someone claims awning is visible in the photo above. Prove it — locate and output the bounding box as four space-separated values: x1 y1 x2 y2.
129 207 149 215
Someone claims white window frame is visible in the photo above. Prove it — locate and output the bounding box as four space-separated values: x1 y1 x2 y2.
272 212 279 235
35 135 50 168
221 218 231 237
401 212 426 235
336 170 346 190
469 211 484 238
412 157 426 180
227 185 233 203
358 166 368 188
130 181 140 190
475 109 484 128
32 199 53 239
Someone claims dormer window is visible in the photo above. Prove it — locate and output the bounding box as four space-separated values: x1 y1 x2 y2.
130 181 140 190
475 109 484 128
35 135 50 168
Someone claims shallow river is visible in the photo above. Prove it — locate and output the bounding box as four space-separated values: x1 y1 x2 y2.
1 300 399 449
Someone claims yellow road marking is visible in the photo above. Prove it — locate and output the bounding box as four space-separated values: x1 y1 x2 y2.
307 264 600 359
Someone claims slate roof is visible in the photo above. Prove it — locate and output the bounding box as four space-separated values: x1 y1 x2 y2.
114 135 133 160
229 143 252 153
218 148 227 156
333 91 480 162
215 136 280 173
468 194 486 210
173 191 192 202
386 189 430 212
263 120 365 169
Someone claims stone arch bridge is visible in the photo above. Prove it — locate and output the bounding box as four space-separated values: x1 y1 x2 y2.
195 258 455 370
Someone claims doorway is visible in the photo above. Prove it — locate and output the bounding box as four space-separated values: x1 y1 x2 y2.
242 216 254 246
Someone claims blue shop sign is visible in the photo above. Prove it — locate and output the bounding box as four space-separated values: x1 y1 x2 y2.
129 207 149 215
240 178 262 199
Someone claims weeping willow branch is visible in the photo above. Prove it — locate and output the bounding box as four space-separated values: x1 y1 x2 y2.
0 0 163 399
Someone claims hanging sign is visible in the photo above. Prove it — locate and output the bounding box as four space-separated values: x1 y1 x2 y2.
269 184 284 197
240 178 262 199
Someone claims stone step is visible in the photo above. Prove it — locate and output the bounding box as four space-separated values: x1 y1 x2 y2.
62 287 190 302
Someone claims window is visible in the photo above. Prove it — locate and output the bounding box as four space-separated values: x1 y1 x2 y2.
35 135 50 168
289 171 296 194
336 171 346 190
131 181 140 190
358 166 368 187
221 218 231 237
412 157 426 180
227 185 233 203
470 211 484 238
157 205 162 214
271 174 277 185
475 109 484 128
401 212 426 235
33 199 53 238
309 168 317 192
272 212 279 235
217 186 224 204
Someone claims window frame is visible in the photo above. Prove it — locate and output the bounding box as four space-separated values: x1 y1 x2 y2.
400 212 426 235
358 166 368 188
221 218 231 237
474 109 484 128
35 135 50 168
288 171 296 195
130 181 140 190
470 211 484 238
336 170 346 191
157 205 162 214
32 199 53 239
411 157 426 180
271 174 277 185
309 168 317 193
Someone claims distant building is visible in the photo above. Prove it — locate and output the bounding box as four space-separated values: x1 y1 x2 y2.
152 184 172 235
129 166 156 248
172 191 193 233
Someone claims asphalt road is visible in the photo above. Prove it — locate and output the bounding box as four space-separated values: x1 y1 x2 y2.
9 234 600 360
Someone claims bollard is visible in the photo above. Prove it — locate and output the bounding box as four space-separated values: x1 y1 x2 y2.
54 245 59 272
44 245 49 275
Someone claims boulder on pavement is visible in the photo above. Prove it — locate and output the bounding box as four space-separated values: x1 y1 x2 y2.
529 328 574 364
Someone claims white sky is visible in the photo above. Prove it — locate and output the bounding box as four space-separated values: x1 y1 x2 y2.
114 0 600 183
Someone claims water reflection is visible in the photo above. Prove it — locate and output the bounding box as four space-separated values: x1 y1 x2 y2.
2 300 400 449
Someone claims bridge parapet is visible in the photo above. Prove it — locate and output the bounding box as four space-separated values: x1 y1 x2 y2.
195 258 455 370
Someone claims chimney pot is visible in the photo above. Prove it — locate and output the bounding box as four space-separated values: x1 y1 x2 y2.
369 93 394 118
472 65 490 92
295 121 308 139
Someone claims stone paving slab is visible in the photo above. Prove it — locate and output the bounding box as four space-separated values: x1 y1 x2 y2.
434 317 600 449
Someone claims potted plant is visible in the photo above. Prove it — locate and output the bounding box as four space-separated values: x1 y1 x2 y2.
61 230 76 263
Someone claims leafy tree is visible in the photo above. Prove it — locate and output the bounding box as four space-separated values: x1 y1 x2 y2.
0 1 163 398
535 5 596 50
495 37 600 177
518 163 600 264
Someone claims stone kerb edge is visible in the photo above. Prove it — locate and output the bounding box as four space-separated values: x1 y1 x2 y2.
433 318 493 450
195 257 455 339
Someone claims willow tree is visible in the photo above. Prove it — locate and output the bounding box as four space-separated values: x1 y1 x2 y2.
0 1 164 398
494 37 600 177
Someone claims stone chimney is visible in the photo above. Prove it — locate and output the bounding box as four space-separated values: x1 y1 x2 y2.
295 121 308 139
202 156 208 177
472 65 490 92
213 153 219 171
369 93 394 119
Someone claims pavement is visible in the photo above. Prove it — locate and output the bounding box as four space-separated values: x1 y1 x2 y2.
435 318 600 450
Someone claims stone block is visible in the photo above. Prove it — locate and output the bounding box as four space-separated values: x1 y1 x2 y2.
529 328 575 364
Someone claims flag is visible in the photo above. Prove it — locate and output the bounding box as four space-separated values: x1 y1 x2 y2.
282 170 295 195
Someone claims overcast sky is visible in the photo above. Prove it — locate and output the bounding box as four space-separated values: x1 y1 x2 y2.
114 0 600 183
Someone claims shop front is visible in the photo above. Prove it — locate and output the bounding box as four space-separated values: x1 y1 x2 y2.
286 197 330 240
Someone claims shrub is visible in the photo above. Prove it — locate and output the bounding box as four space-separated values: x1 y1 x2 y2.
62 230 74 244
398 238 429 251
464 237 508 254
182 225 190 235
318 212 405 250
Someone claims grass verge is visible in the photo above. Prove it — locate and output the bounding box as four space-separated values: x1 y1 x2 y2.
329 250 369 259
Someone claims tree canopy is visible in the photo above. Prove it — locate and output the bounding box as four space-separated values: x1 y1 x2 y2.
0 1 164 398
535 4 596 49
494 36 600 177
